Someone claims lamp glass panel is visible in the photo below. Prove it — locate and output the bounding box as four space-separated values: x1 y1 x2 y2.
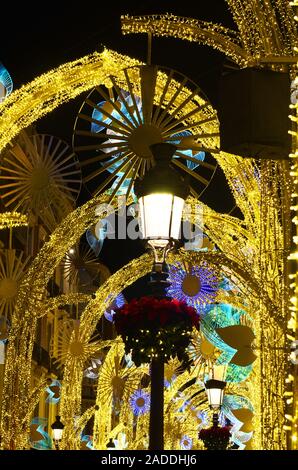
53 428 63 441
207 388 224 409
139 193 184 245
171 196 185 239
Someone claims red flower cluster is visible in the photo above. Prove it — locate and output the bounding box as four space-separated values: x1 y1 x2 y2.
113 296 200 365
199 426 231 440
199 426 231 450
114 296 199 335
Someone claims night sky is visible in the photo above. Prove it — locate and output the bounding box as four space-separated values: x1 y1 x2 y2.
1 1 239 296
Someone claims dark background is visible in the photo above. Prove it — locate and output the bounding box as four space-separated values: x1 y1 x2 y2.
0 1 238 291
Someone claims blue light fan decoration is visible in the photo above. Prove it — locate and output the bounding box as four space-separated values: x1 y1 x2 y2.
0 62 13 103
91 90 142 197
73 65 219 203
104 292 126 322
218 276 236 291
164 373 177 388
81 434 94 450
166 262 218 312
91 91 142 134
86 213 118 256
90 92 207 197
129 389 150 416
92 95 207 172
223 394 254 415
30 417 52 450
200 303 245 350
178 398 191 413
169 130 206 170
107 175 137 199
45 379 61 404
225 362 253 383
196 409 209 428
180 435 193 450
86 228 105 257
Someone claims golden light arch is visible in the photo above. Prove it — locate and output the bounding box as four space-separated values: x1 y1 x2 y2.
0 46 228 451
58 248 260 450
0 191 264 449
0 49 142 153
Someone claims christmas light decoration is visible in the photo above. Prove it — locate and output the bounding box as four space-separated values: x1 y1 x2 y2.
180 434 193 450
0 212 28 230
288 0 298 450
104 292 126 322
0 1 295 450
166 261 218 312
129 389 150 416
0 62 13 102
45 379 61 404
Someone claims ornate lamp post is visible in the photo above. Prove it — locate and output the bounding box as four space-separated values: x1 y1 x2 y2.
205 364 227 426
51 415 64 450
135 142 189 294
106 437 116 449
199 364 231 450
135 142 189 450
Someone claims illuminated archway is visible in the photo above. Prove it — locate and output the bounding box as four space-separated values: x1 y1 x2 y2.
58 248 261 449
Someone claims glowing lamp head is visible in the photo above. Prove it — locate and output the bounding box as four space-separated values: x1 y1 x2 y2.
138 193 185 248
135 143 189 249
205 379 226 410
205 364 227 410
51 415 64 442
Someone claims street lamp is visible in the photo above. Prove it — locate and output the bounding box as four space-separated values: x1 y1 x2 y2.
51 415 64 450
134 142 189 451
106 437 116 449
205 364 227 426
135 142 189 290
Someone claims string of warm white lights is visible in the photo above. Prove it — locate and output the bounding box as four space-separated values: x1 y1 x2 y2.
121 1 297 69
0 185 266 444
59 248 263 450
0 185 286 450
287 0 298 450
121 14 249 66
41 293 92 318
0 191 118 449
0 212 28 230
115 2 295 447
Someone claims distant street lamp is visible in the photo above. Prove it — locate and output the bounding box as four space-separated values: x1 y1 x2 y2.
51 415 64 450
106 437 116 449
205 364 227 426
135 142 189 450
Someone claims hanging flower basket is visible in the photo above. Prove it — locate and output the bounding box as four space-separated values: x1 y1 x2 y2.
199 426 231 450
113 296 199 366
